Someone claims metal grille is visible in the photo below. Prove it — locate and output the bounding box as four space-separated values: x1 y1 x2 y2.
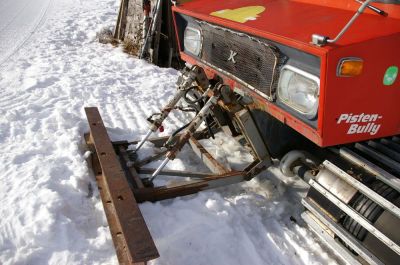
200 23 281 100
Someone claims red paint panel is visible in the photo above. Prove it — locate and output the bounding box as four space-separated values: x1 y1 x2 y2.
293 0 400 19
175 0 400 49
173 1 400 147
321 33 400 146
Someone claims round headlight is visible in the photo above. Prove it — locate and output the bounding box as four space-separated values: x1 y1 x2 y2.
277 65 320 119
184 26 202 56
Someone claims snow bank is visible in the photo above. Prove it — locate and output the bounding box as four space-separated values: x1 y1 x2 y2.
0 0 339 264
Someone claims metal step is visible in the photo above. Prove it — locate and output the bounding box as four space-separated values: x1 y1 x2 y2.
380 138 400 153
322 160 400 219
309 178 400 255
355 143 400 175
332 147 400 192
302 197 383 265
368 140 400 163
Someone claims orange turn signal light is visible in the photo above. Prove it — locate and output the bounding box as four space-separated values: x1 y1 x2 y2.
337 58 363 77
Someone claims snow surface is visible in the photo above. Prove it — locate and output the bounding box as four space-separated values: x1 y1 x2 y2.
0 0 53 65
0 0 340 264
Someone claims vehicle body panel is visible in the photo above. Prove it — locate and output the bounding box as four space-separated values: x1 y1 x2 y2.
172 0 400 147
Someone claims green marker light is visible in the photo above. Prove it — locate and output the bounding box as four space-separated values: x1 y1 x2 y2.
383 66 398 86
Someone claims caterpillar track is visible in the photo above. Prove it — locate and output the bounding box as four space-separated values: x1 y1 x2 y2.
291 137 400 265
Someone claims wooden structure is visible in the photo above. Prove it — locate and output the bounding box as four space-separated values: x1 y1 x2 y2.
114 0 182 68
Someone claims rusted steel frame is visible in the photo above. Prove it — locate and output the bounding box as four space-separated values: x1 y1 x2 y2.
116 145 145 189
243 160 267 180
126 130 211 148
128 131 217 168
134 149 169 168
188 136 229 174
85 107 159 264
128 135 170 148
133 171 245 202
137 167 213 178
165 95 219 161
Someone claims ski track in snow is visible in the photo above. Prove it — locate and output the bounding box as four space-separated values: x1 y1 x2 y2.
0 0 341 264
0 0 53 66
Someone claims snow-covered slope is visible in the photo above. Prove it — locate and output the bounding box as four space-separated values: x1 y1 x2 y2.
0 0 53 65
0 0 339 264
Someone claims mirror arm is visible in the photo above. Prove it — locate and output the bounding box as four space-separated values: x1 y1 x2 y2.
311 0 378 46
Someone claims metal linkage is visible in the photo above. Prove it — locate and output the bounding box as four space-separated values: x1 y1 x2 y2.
136 168 213 178
133 171 246 203
135 66 208 153
150 91 219 181
112 132 263 203
309 179 400 255
188 137 229 174
332 147 400 192
135 130 154 153
323 160 400 219
302 198 383 265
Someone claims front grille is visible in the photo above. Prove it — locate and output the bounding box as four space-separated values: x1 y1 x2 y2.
199 22 283 100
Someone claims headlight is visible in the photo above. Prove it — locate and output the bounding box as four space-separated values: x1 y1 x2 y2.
184 26 202 56
277 65 320 119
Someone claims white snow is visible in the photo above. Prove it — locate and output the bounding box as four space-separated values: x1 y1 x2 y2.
0 0 53 65
0 0 340 264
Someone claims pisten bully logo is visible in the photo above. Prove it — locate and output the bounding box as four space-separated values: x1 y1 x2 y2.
337 113 382 135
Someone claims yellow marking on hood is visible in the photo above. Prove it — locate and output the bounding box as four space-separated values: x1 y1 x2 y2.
210 6 266 23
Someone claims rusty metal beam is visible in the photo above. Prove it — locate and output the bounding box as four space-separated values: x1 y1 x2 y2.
133 171 245 202
126 129 211 148
85 107 159 264
137 167 213 178
188 137 228 174
117 145 145 189
134 149 168 168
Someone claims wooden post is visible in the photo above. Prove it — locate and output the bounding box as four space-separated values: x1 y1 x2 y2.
151 0 162 65
114 0 129 40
